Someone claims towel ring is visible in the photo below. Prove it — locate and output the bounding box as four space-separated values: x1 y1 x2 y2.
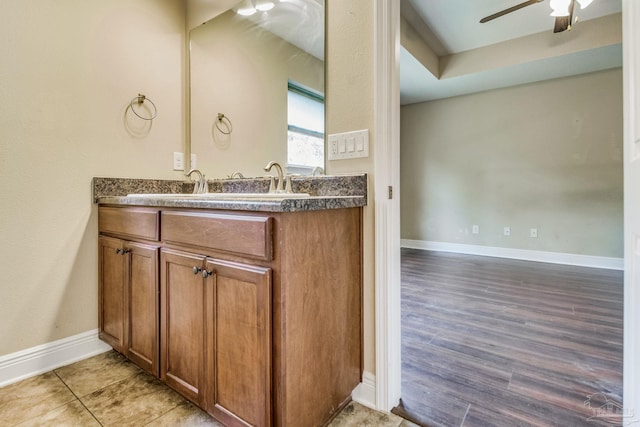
129 94 157 121
215 113 233 134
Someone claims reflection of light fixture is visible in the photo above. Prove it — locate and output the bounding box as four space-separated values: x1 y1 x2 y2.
550 0 594 16
256 0 275 11
550 0 571 16
236 0 275 16
236 0 257 16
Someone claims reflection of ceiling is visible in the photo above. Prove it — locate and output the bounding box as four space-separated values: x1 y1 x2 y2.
243 0 324 60
187 0 324 61
401 0 622 105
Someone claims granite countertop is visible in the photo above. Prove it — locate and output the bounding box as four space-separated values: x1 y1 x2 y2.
94 174 367 213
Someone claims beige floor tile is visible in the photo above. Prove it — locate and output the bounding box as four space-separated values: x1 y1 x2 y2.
0 372 76 427
14 400 100 427
80 371 184 426
145 401 224 426
329 402 404 427
55 350 141 397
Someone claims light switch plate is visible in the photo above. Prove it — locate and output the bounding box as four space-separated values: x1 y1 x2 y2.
173 152 184 171
328 129 369 160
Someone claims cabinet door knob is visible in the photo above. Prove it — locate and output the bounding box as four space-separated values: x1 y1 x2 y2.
122 249 131 255
193 266 202 275
115 248 122 254
202 270 213 278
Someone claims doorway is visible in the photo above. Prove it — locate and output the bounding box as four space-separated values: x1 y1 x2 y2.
371 0 636 422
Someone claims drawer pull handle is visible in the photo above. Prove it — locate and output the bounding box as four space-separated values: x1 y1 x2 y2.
193 266 202 275
202 270 213 278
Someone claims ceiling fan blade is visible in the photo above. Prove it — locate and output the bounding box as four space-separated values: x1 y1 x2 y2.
480 0 544 23
553 0 575 32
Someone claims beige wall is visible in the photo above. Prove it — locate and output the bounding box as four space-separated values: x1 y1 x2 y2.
189 10 324 178
401 69 623 258
186 0 238 30
326 0 376 373
0 0 379 381
0 0 186 355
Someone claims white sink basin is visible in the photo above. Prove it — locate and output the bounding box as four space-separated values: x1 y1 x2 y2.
126 192 311 199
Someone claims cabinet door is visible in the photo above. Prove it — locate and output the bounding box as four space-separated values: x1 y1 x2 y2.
125 242 159 377
160 249 208 405
205 259 272 427
98 236 126 353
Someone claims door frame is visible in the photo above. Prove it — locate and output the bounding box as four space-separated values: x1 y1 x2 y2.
622 0 639 420
373 0 401 411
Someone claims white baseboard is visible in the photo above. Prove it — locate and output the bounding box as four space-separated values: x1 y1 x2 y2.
352 371 377 410
0 329 111 388
401 239 624 271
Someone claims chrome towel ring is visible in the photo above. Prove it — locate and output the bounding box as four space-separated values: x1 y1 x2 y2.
215 113 233 134
130 94 157 121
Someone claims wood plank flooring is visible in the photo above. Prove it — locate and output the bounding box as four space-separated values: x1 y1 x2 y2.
392 249 623 427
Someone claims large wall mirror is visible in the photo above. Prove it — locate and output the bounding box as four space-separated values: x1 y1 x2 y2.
189 0 325 178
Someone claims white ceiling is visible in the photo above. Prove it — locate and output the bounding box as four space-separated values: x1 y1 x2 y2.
401 0 623 105
245 0 324 60
187 0 324 60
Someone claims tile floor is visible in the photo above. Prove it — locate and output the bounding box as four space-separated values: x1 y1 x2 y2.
0 351 416 427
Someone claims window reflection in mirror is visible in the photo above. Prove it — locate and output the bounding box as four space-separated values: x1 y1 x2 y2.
287 81 325 174
189 0 324 178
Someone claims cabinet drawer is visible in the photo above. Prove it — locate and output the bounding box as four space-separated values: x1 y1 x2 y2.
161 211 273 261
99 207 160 241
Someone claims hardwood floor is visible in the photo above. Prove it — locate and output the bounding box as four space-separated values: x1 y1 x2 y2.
392 249 624 427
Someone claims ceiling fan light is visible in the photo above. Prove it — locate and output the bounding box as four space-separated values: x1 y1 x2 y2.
576 0 594 9
255 0 275 11
236 0 257 16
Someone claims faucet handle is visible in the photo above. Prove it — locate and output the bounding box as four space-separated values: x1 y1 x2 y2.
268 176 276 193
284 176 293 193
200 176 208 194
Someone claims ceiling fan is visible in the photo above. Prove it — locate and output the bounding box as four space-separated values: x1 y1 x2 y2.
480 0 593 33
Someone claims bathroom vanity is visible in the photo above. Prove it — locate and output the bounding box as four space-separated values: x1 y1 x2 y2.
94 175 366 427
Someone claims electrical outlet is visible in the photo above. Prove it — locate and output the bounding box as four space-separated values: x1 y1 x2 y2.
472 225 479 234
173 152 184 171
530 228 538 238
503 226 511 236
329 136 339 157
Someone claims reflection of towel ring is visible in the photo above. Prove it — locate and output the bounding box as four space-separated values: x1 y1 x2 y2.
215 113 233 134
129 94 157 120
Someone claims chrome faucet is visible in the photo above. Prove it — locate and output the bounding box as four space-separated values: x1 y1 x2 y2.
187 169 208 194
264 161 292 193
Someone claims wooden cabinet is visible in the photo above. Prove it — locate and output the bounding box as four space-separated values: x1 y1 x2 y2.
98 236 159 377
98 205 362 427
98 236 126 352
125 241 159 377
160 249 207 404
204 258 271 427
98 208 160 377
159 249 272 427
